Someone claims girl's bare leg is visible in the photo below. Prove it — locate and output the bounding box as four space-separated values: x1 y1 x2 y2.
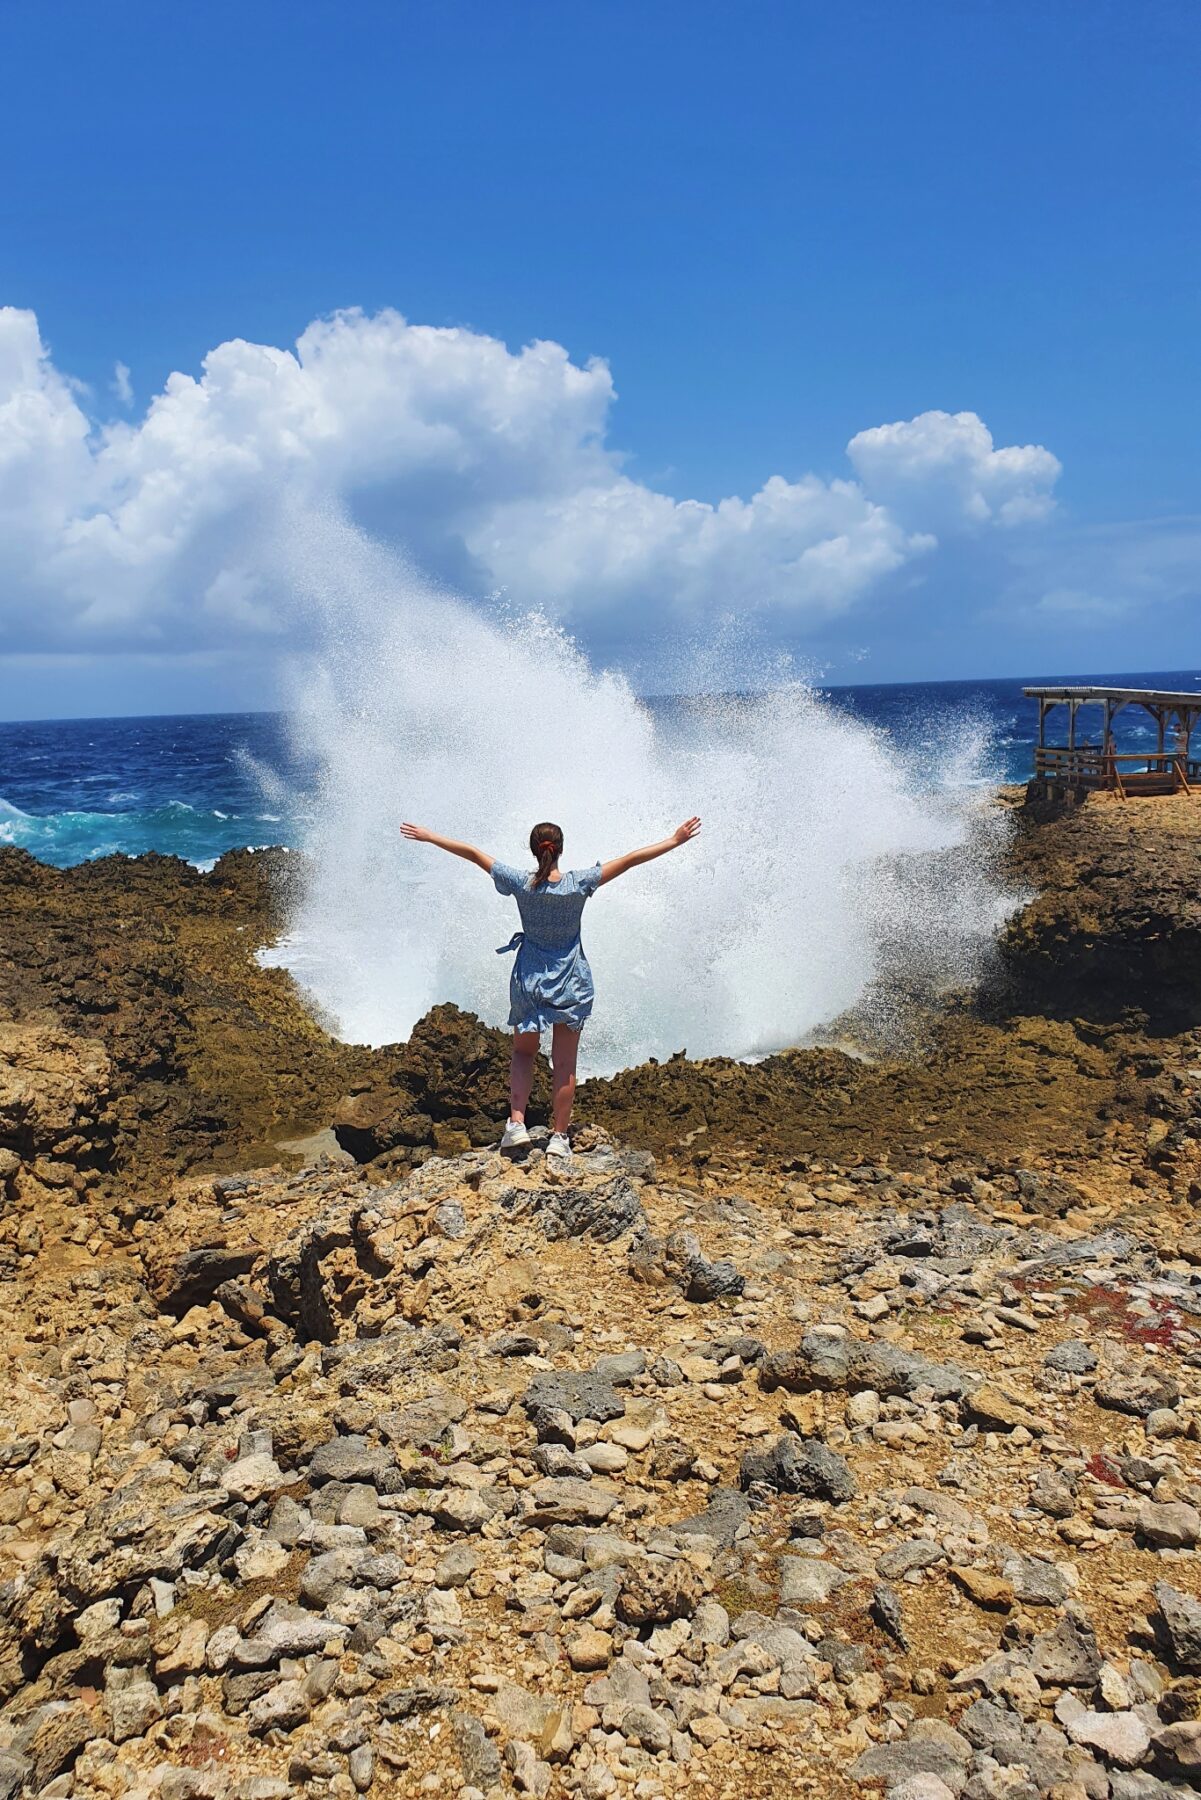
551 1024 580 1135
509 1031 539 1123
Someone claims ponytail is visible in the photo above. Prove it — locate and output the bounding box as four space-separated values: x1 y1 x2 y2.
529 821 564 888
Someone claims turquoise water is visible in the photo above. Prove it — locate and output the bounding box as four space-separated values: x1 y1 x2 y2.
1 668 1197 869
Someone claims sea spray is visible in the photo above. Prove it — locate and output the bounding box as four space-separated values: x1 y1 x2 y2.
264 505 1018 1070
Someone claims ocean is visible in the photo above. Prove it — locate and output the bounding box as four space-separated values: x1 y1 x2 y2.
1 668 1197 872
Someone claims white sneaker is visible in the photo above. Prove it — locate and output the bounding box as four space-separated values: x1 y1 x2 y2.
546 1132 572 1163
500 1120 530 1150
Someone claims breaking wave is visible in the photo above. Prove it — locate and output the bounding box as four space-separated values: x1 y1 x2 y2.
264 507 1017 1072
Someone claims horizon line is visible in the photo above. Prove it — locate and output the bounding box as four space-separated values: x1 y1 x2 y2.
2 661 1200 729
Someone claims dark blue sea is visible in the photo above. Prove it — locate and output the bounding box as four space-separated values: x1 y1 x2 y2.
1 668 1198 869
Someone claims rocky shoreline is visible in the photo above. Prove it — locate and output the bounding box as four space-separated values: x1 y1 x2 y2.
2 792 1201 1800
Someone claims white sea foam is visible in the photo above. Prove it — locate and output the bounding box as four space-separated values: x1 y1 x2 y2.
264 504 1017 1072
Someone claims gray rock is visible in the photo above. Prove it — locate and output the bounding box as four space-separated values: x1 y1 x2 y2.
663 1230 745 1302
1001 1552 1070 1606
300 1547 366 1605
0 1753 30 1800
105 1667 162 1742
321 1321 462 1390
527 1477 620 1526
231 1602 350 1666
902 1486 975 1533
451 1711 502 1787
523 1371 625 1435
595 1350 647 1385
506 1738 552 1797
247 1677 309 1736
878 1537 945 1580
267 1493 310 1546
488 1330 543 1357
308 1478 376 1527
431 1488 500 1532
739 1433 856 1502
554 1177 650 1242
891 1780 958 1800
1063 1707 1151 1768
1043 1340 1098 1375
692 1598 731 1646
433 1199 467 1238
737 1620 816 1670
1028 1614 1102 1688
1030 1468 1076 1518
531 1443 594 1480
1112 1772 1194 1800
620 1704 674 1755
486 1681 554 1738
378 1682 458 1720
154 1243 259 1314
762 1333 976 1403
958 1698 1030 1760
1002 1724 1086 1794
870 1583 909 1649
500 1176 646 1243
308 1434 391 1486
1096 1369 1181 1417
582 1660 652 1710
673 1486 751 1548
378 1389 467 1450
360 1548 406 1591
435 1545 479 1587
301 1661 339 1706
349 1744 374 1793
778 1557 849 1605
1155 1581 1201 1672
852 1719 973 1793
1138 1502 1201 1550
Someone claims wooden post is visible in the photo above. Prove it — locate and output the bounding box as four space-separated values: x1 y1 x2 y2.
1102 698 1111 788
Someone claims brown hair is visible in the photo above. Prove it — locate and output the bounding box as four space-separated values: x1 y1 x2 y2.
529 822 563 888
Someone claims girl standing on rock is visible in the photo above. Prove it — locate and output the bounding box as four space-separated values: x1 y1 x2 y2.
399 817 701 1168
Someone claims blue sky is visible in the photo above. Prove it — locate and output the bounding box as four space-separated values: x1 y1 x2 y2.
0 0 1197 717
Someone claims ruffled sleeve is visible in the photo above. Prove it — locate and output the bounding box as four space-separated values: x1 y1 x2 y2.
576 862 603 898
491 861 528 896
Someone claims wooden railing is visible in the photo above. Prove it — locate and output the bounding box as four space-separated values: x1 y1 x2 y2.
1033 747 1192 796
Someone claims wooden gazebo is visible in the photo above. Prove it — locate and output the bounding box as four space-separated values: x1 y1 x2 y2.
1025 685 1201 797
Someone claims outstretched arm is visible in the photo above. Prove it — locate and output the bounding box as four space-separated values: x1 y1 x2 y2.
598 817 701 887
401 823 495 874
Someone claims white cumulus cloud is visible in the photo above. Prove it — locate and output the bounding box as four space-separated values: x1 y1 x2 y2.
847 409 1062 531
0 305 1061 657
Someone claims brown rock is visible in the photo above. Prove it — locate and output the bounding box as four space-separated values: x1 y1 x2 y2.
566 1628 613 1671
949 1566 1015 1611
961 1384 1042 1434
616 1558 705 1626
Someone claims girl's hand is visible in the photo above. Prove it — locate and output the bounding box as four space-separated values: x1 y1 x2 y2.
401 822 431 842
673 816 701 846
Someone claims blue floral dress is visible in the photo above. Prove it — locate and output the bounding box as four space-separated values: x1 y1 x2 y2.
491 862 603 1033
